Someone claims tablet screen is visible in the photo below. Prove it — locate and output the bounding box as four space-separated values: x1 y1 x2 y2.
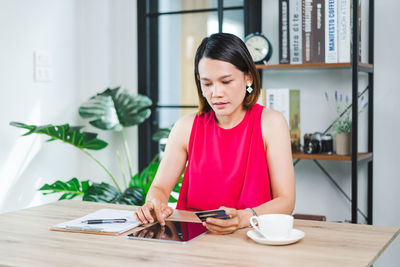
127 221 208 243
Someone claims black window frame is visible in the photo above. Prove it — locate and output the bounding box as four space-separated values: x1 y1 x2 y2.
137 0 261 170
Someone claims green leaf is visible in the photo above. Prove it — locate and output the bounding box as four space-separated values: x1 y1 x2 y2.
130 161 160 195
168 194 178 203
152 128 171 142
130 173 140 188
172 167 185 194
116 186 144 206
9 122 37 136
10 122 108 150
83 183 144 206
83 182 121 203
39 178 89 200
129 159 183 203
81 181 90 192
79 87 152 131
172 176 183 193
332 116 352 133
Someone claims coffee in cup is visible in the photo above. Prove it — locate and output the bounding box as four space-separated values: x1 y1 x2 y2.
250 214 294 240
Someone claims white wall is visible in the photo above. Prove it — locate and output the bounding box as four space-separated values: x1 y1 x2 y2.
75 0 138 187
0 0 80 212
262 0 399 265
371 0 400 265
0 0 138 213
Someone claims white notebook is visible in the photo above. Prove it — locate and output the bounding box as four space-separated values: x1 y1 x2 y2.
52 209 141 234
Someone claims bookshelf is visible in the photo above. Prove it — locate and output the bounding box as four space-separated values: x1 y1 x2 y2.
256 62 373 72
259 0 374 224
292 152 372 162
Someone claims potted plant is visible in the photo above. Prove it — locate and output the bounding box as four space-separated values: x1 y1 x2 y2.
325 91 368 155
10 87 181 205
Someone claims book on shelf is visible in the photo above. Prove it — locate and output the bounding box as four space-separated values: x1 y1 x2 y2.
279 0 290 64
302 0 313 63
356 1 362 60
359 1 362 60
265 89 300 151
348 1 362 61
276 0 361 65
325 0 338 63
289 0 302 64
338 0 351 62
311 0 325 62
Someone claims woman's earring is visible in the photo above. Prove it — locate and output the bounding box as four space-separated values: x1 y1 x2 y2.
247 83 253 94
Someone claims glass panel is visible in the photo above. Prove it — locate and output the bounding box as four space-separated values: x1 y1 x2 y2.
157 107 198 129
158 0 218 13
223 0 244 7
223 9 245 39
158 12 219 106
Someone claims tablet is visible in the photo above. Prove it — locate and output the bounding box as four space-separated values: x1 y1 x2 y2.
127 221 208 244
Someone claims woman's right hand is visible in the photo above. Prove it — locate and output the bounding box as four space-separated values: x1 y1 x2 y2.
135 199 173 226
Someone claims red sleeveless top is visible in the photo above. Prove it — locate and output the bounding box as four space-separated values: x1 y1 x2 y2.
176 104 272 211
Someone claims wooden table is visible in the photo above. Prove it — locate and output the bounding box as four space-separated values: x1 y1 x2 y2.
0 200 398 266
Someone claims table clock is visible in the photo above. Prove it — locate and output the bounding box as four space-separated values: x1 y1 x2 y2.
244 32 272 64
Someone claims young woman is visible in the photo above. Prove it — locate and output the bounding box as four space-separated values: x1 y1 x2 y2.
135 33 295 235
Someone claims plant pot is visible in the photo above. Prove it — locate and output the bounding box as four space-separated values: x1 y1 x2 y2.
335 132 351 155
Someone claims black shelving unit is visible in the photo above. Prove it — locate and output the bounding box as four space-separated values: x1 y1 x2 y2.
351 0 374 225
257 0 374 224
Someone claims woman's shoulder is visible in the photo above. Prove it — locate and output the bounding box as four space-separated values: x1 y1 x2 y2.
169 112 197 150
260 108 289 138
261 107 286 124
174 112 197 130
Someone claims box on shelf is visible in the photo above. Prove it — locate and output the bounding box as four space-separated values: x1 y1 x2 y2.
257 88 266 106
265 89 300 152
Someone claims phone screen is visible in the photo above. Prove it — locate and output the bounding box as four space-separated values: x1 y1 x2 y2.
127 221 208 243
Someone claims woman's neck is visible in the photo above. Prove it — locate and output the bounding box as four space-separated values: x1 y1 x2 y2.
214 106 247 129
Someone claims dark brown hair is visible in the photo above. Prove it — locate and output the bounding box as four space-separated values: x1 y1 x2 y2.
194 33 261 114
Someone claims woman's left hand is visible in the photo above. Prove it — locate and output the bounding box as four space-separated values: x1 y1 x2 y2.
202 206 251 235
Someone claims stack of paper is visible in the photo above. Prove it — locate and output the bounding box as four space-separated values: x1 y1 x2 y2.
52 209 141 234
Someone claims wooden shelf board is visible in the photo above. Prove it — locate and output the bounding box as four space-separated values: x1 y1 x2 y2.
256 62 373 71
358 62 374 69
292 152 372 162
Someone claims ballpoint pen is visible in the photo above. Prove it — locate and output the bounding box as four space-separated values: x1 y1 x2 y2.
81 219 127 224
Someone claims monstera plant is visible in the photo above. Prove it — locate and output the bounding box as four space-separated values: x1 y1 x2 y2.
10 87 181 205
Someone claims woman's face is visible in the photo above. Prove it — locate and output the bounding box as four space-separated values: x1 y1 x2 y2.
198 57 252 116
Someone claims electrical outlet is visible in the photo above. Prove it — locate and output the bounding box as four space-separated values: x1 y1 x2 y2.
34 67 53 82
33 50 53 82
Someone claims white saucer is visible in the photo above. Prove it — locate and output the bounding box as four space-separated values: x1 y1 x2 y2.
247 229 305 246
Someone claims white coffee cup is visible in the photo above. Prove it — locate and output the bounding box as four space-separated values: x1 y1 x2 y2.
250 214 294 240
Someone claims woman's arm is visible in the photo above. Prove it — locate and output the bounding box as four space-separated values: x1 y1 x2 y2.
204 108 295 233
135 113 195 225
254 108 296 214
